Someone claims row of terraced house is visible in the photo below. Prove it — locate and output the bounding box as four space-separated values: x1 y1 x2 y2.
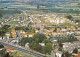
4 26 80 39
5 29 36 39
43 26 80 38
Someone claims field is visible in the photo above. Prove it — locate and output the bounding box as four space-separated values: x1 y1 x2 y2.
9 21 19 24
12 51 33 57
64 22 73 26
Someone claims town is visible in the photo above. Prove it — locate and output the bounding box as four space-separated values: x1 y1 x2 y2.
0 0 80 57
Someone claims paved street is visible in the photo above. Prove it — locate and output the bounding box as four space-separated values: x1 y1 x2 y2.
76 36 80 41
0 41 46 57
17 30 22 41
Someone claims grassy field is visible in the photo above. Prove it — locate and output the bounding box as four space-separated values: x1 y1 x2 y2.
64 22 73 26
49 22 57 25
26 10 47 14
9 21 19 24
12 51 33 57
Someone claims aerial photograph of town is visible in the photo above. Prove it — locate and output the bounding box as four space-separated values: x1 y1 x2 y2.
0 0 80 57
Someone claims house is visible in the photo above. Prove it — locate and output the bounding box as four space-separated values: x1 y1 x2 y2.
41 25 44 27
78 49 80 52
39 43 45 46
29 33 34 37
67 27 71 30
5 34 10 39
50 17 66 24
12 34 17 38
45 32 50 36
58 31 63 34
52 32 57 37
50 28 55 32
35 28 39 33
62 41 80 53
6 46 15 51
11 29 17 38
70 30 74 35
57 28 60 32
57 31 63 36
11 29 16 33
52 32 57 35
50 38 57 46
20 29 23 33
56 51 63 57
75 31 80 35
25 43 29 50
77 27 80 30
43 29 47 32
21 32 27 37
11 40 18 44
61 29 67 32
61 28 66 30
72 27 76 30
74 53 80 57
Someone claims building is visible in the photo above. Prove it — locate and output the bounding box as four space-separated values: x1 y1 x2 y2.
39 43 45 46
56 51 63 57
11 29 17 38
25 43 29 50
20 29 23 33
50 28 55 32
35 28 39 33
5 34 10 39
21 32 27 37
62 41 80 53
50 17 66 24
29 33 34 37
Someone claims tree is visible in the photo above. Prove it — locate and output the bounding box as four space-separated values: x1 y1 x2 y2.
0 28 6 39
61 53 65 57
37 27 40 30
0 13 3 18
0 44 4 48
58 47 62 51
4 53 9 57
15 27 22 30
65 15 73 21
64 51 71 57
24 37 32 43
42 39 51 45
30 29 35 33
29 41 37 50
0 49 6 57
59 43 63 47
19 38 26 46
19 37 32 46
28 22 33 27
4 52 13 57
2 25 10 30
76 19 80 22
0 25 10 39
33 33 47 43
73 48 78 54
44 43 53 54
35 44 42 52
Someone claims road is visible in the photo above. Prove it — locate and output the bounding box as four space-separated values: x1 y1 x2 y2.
17 30 22 41
75 36 80 41
0 41 46 57
51 51 55 57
